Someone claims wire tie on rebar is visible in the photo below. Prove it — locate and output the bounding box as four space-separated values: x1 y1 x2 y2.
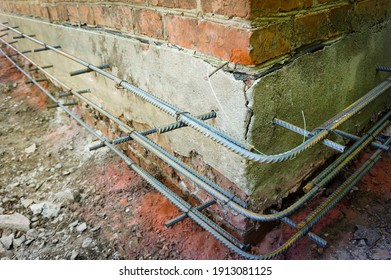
175 111 190 122
115 80 126 89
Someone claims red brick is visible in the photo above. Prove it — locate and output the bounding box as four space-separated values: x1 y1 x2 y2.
48 6 59 22
57 4 69 22
135 9 163 39
251 0 312 17
150 0 196 9
202 0 251 18
79 5 94 26
111 6 134 32
328 4 354 36
294 11 329 48
166 15 253 65
250 21 292 65
108 0 145 4
67 5 79 24
93 5 113 27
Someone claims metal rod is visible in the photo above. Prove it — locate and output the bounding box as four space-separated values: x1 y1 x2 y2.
1 22 8 24
165 200 216 227
34 45 61 53
47 101 78 109
26 78 47 84
269 210 327 248
1 40 17 46
70 63 111 76
59 89 91 97
273 118 346 152
89 111 217 151
0 26 18 32
2 23 388 165
28 65 53 71
13 34 36 39
333 129 389 152
376 66 391 72
0 33 7 38
10 50 31 57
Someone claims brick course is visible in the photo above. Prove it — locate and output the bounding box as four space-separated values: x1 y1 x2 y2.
0 0 389 66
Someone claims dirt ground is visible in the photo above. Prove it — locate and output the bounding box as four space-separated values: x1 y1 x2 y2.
0 55 390 260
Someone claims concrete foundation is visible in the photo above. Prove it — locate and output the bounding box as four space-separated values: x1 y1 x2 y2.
0 13 390 238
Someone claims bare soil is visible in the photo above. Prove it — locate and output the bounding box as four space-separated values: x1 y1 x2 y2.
0 56 390 260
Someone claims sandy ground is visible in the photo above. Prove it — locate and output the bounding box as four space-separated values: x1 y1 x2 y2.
0 55 390 260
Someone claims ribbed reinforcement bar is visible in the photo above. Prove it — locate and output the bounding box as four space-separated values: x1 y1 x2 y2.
89 111 217 151
273 118 346 152
376 66 391 72
70 63 110 76
332 129 389 151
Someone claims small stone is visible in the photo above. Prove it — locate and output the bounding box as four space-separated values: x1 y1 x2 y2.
55 163 62 169
0 234 13 250
0 212 30 232
90 226 100 232
129 237 139 249
13 236 26 248
62 170 71 176
24 239 34 246
358 239 366 246
372 248 391 260
69 220 79 228
70 250 79 260
30 202 61 218
54 189 76 206
76 222 87 233
26 229 38 240
25 143 36 154
82 237 93 248
21 198 34 208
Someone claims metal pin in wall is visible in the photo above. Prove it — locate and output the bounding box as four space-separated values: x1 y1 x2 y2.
59 89 91 97
34 45 61 52
47 101 78 109
70 64 111 76
13 34 36 39
25 78 48 84
28 65 53 72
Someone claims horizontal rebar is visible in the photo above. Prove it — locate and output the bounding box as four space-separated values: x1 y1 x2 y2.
70 63 110 76
0 33 7 38
89 111 217 151
59 89 91 97
273 118 346 152
0 26 18 32
165 199 216 228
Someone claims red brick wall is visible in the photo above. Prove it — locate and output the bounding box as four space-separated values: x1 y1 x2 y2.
0 1 390 66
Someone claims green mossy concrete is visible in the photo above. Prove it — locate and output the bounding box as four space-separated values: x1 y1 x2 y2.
247 22 391 210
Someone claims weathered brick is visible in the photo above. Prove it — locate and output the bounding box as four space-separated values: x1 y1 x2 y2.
250 21 292 65
202 0 251 18
328 4 354 36
48 6 59 22
67 5 79 24
79 5 94 26
135 9 163 39
294 11 329 48
151 0 196 9
57 4 69 22
93 5 113 27
166 15 253 65
251 0 312 17
111 6 134 33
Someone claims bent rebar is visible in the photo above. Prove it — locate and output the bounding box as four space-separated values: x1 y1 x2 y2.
2 23 389 164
